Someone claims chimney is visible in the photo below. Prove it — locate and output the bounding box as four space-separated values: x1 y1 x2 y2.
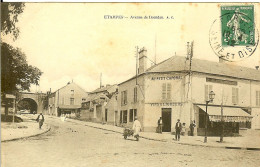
138 47 147 74
256 66 259 70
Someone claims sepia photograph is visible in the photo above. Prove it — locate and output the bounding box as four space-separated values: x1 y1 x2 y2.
1 2 260 167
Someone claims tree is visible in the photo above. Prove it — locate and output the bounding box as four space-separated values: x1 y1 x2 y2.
1 3 25 40
1 43 42 94
1 3 42 117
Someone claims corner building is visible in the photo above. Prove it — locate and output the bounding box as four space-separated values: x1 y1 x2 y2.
117 48 260 135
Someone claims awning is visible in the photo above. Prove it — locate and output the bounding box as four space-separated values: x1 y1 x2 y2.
197 105 252 122
59 105 81 109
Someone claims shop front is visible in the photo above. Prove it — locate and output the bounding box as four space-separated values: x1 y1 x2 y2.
58 105 81 118
197 105 253 136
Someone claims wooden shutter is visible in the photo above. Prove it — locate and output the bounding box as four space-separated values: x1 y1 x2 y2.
162 83 166 99
167 83 171 99
256 91 260 106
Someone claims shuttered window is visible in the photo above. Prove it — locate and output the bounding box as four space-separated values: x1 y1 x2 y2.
256 91 260 106
162 83 172 100
134 87 137 103
167 83 171 99
205 85 213 101
121 91 127 106
232 87 239 104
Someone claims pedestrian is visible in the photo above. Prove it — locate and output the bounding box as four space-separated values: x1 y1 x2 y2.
189 120 196 136
132 116 142 141
36 113 44 129
175 119 182 141
181 123 186 136
157 117 163 133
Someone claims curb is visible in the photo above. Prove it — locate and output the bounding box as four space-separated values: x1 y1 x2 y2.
1 125 51 143
171 141 260 151
65 118 260 151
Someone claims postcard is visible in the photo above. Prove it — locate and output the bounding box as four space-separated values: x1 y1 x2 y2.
1 2 260 167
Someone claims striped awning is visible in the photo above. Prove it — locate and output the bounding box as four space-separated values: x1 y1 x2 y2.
197 105 252 122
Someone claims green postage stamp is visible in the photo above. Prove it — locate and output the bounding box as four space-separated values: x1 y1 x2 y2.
221 6 255 47
209 5 258 62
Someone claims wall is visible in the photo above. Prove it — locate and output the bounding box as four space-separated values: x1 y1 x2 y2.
105 94 118 125
144 72 189 132
118 75 145 128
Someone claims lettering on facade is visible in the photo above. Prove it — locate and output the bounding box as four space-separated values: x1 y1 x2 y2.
149 102 183 107
206 77 237 85
151 76 183 80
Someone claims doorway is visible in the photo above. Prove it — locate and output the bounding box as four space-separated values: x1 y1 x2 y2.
162 108 172 132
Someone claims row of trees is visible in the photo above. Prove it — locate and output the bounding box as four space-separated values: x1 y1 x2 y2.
1 3 43 116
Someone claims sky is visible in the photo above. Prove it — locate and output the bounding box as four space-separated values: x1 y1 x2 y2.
2 3 260 93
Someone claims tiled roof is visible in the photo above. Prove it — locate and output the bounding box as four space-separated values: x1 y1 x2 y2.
146 56 260 81
90 84 117 94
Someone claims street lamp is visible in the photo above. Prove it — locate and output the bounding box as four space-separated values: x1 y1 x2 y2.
204 90 215 143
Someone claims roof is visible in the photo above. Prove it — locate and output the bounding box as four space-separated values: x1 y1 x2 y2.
85 93 108 102
90 84 117 94
146 56 260 81
52 82 88 94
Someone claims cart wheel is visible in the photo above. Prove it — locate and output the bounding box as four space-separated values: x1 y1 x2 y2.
135 135 139 141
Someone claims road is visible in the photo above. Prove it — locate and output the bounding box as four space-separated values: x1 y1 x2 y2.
1 116 260 167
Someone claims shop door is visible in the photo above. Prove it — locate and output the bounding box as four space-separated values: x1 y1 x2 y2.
96 105 102 121
162 108 172 132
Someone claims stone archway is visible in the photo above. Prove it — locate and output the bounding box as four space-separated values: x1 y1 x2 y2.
17 98 38 114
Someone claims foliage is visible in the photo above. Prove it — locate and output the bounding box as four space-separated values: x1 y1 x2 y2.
1 2 25 40
17 100 31 110
1 42 43 94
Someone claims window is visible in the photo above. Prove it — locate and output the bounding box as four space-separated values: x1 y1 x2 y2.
121 91 127 105
256 91 260 106
70 98 74 105
232 87 239 104
123 110 127 123
129 109 137 122
82 98 86 102
162 83 171 100
134 87 137 103
71 90 74 95
205 85 213 101
120 110 122 123
105 109 108 122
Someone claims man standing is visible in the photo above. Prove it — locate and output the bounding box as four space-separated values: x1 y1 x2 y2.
175 119 182 141
36 113 44 129
132 116 141 141
189 120 196 136
157 117 163 133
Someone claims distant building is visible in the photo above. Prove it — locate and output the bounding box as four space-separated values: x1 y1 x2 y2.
117 47 260 135
81 84 118 123
48 82 88 117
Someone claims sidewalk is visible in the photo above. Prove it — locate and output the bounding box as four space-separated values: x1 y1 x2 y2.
1 115 50 142
64 117 260 150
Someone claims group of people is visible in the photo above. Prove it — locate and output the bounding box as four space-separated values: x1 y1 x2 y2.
34 113 196 142
157 117 196 141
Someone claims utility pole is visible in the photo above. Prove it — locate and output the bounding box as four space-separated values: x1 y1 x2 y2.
100 73 102 88
186 41 193 99
220 87 224 142
135 46 139 86
12 96 16 124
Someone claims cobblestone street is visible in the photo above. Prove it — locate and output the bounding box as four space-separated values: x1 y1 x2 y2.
1 117 260 167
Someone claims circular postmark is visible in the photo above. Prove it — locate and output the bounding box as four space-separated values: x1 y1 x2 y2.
209 11 259 62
